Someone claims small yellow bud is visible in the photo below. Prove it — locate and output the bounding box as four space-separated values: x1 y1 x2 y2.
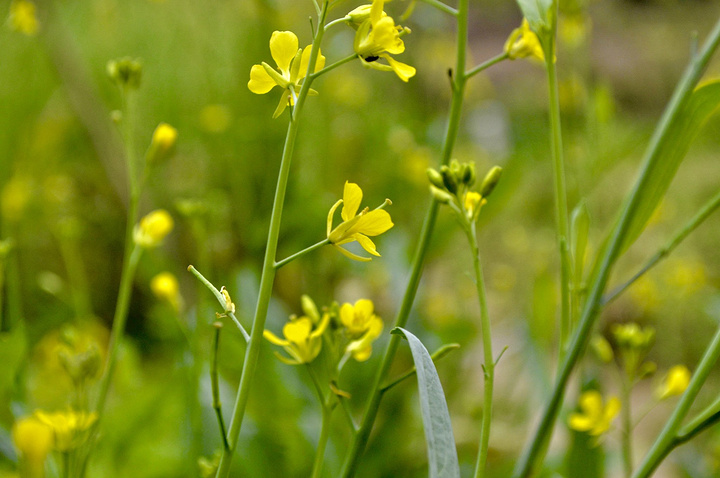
346 5 373 26
151 272 182 311
146 123 178 164
657 365 691 400
590 335 614 363
429 186 453 204
133 209 174 248
463 191 486 221
8 0 39 36
426 168 446 190
220 287 235 314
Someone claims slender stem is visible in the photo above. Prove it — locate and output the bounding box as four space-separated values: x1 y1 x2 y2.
311 405 333 478
604 188 720 305
419 0 458 16
620 374 633 478
340 0 469 476
275 239 330 269
632 325 720 478
677 395 720 443
311 54 358 80
214 5 331 476
465 52 509 80
212 323 230 450
339 395 358 432
380 343 460 393
324 16 351 31
468 222 494 478
512 15 720 478
57 233 93 320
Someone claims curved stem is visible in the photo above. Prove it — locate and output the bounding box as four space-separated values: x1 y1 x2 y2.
339 0 469 476
465 52 509 80
310 54 358 80
213 4 331 476
468 222 494 478
275 238 330 269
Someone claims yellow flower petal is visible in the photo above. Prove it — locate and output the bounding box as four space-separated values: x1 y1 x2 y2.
298 45 326 81
351 209 393 236
333 244 372 262
269 31 298 75
383 55 416 82
263 329 289 346
354 233 380 256
283 317 313 343
342 181 363 221
372 16 404 55
248 64 278 94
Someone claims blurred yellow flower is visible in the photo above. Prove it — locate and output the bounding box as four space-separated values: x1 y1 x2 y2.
151 272 182 311
1 175 33 222
263 314 330 365
34 409 98 452
146 123 178 164
568 390 620 437
248 31 325 118
340 299 384 361
133 209 174 248
327 181 394 261
504 19 544 62
351 0 416 81
657 365 691 400
612 322 655 351
199 104 232 133
8 0 39 36
463 191 486 221
12 416 52 475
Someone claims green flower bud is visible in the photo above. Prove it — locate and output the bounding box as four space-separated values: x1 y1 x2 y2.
461 162 476 186
107 57 142 89
430 186 453 204
479 166 503 198
426 168 446 190
440 166 458 194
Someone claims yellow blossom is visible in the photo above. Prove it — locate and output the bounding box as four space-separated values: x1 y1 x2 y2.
657 365 691 400
1 175 33 222
8 0 39 36
133 209 174 248
351 0 416 82
327 181 394 261
504 19 544 62
248 31 325 118
34 410 98 452
568 390 620 437
340 299 384 361
12 416 52 475
146 123 178 163
151 272 182 311
263 314 331 365
463 191 486 221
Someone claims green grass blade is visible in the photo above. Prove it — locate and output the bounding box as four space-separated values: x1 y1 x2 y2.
392 327 460 478
620 79 720 252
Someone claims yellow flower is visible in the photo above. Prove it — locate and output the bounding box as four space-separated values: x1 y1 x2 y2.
151 272 182 311
327 181 394 261
612 323 655 350
463 191 486 221
657 365 691 400
34 410 98 452
248 31 326 118
8 0 39 36
146 123 178 163
263 314 331 365
12 416 53 473
351 0 416 82
133 209 174 248
568 390 620 437
504 19 544 62
340 299 384 361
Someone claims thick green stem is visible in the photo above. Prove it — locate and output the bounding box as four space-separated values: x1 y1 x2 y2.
632 325 720 478
213 5 330 476
468 222 494 478
512 17 720 477
340 1 469 476
621 375 634 478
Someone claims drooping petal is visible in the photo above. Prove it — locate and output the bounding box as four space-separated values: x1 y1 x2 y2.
272 90 290 119
310 313 331 339
353 233 380 256
333 244 372 262
263 329 289 346
298 45 326 81
341 182 363 221
383 55 416 82
248 64 277 94
350 209 393 236
270 31 299 75
327 199 343 236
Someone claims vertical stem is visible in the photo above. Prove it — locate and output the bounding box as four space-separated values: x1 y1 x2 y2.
469 222 494 478
340 1 469 476
620 375 633 478
214 5 330 477
311 405 333 478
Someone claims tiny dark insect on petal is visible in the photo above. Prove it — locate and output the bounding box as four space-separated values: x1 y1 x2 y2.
364 56 379 63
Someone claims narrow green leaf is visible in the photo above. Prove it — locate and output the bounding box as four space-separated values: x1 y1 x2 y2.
570 201 590 285
621 79 720 251
392 327 460 478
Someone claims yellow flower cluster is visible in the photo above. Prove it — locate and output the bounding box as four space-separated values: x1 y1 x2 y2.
341 299 384 362
568 390 620 438
504 19 544 62
264 313 331 365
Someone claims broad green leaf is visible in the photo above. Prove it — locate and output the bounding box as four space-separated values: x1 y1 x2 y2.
621 79 720 252
392 327 460 478
515 0 553 32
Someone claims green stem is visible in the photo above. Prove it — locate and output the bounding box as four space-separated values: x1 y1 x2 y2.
419 0 458 16
307 365 333 478
465 52 509 80
324 16 351 31
212 323 230 450
311 54 358 79
468 222 494 478
632 324 720 478
340 1 469 476
213 5 330 477
275 238 330 269
604 188 720 305
57 233 93 320
677 395 720 443
621 374 634 478
512 16 720 477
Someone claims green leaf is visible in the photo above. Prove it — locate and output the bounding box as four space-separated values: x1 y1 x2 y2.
515 0 553 32
621 79 720 252
570 201 590 285
391 327 460 478
0 325 27 395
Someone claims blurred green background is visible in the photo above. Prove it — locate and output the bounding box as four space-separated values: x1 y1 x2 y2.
2 0 720 476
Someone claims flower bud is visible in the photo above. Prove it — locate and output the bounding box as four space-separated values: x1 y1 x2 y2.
426 168 446 190
107 57 142 89
479 166 503 198
430 186 453 204
146 123 178 164
461 162 476 186
220 286 235 314
346 5 373 26
133 209 174 248
440 166 458 194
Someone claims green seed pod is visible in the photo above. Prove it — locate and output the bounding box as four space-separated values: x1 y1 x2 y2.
479 166 503 198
